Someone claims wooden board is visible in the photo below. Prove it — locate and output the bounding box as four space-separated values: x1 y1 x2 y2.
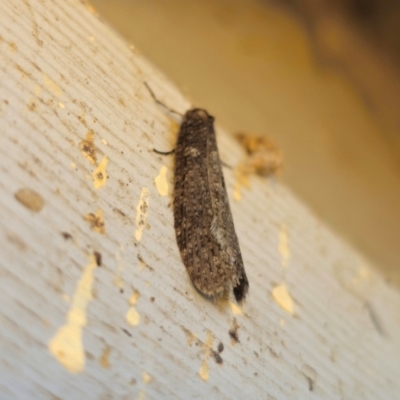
0 1 399 399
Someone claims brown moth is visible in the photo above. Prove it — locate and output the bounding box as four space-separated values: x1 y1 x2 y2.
173 109 249 302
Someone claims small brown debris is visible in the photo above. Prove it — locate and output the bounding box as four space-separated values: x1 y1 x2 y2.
229 318 240 344
211 350 223 364
84 209 105 233
122 328 132 337
301 364 317 391
235 132 283 177
217 342 224 353
94 251 102 266
61 232 73 240
79 130 97 164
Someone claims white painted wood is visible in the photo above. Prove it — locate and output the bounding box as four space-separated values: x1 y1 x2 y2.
0 1 399 399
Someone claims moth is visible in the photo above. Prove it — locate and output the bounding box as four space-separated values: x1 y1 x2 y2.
146 84 249 302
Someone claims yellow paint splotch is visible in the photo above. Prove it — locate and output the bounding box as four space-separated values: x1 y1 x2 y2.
137 390 146 400
43 73 63 97
182 327 198 346
230 302 243 315
126 291 140 326
334 262 373 300
135 188 150 242
198 331 213 381
113 275 125 291
272 283 294 315
93 156 108 189
142 372 152 384
233 165 250 202
199 359 209 382
100 345 111 369
154 165 169 197
279 223 290 267
48 254 97 373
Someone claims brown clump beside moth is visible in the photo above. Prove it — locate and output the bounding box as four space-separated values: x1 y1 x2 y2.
235 132 283 177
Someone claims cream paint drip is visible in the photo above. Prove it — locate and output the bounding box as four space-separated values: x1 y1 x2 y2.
233 188 241 201
135 188 150 242
142 372 152 384
233 165 250 202
155 165 169 196
93 156 108 189
43 73 63 97
48 255 97 373
137 390 146 400
182 327 198 346
272 283 294 315
334 262 373 300
279 223 290 267
126 291 140 326
100 346 111 368
113 275 125 290
230 302 243 315
114 247 125 291
198 331 213 381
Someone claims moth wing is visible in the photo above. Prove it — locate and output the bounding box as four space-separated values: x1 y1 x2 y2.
207 142 249 301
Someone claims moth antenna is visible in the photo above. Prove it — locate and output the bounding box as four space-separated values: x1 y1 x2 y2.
143 82 183 118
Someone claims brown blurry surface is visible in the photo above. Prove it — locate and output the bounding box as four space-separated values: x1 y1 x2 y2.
91 0 400 286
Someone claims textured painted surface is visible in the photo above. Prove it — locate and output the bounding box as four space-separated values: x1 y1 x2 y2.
0 1 400 399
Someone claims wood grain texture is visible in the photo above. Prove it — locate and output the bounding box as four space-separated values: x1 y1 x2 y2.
0 1 399 399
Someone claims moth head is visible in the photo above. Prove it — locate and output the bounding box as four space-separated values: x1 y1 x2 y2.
184 108 215 124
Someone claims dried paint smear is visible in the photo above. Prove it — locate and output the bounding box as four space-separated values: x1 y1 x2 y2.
182 326 198 346
230 302 243 315
84 209 105 234
233 167 249 202
142 372 152 384
137 390 146 400
272 283 294 315
48 254 97 373
126 291 140 326
43 73 63 97
279 224 290 267
79 130 97 164
14 188 45 212
100 346 111 369
93 156 108 189
334 262 373 300
135 188 150 242
155 165 169 196
198 331 213 381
